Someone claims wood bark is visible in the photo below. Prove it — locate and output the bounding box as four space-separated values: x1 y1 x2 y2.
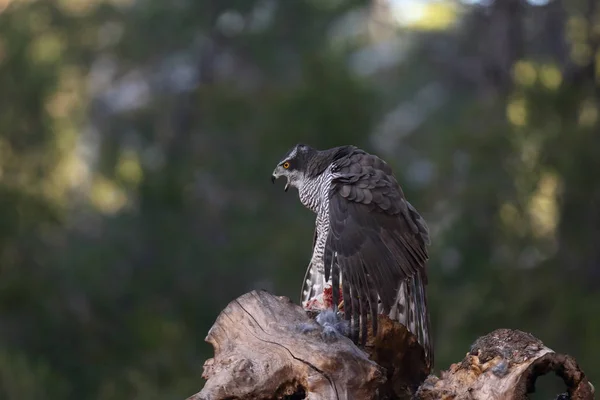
417 329 594 400
188 290 594 400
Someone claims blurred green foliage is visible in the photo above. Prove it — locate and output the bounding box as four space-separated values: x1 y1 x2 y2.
0 0 598 399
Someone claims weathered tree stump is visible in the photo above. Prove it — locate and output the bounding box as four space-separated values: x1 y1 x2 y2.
188 290 594 400
417 329 595 400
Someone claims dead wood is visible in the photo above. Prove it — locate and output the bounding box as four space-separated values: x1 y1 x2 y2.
361 312 431 398
188 290 427 400
190 290 384 400
417 329 595 400
187 291 594 400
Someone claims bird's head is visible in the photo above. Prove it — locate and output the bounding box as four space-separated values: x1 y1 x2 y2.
271 143 316 192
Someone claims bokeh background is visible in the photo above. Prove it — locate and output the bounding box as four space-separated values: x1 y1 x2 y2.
0 0 598 398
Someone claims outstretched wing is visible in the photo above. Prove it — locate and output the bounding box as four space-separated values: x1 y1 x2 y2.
323 150 429 346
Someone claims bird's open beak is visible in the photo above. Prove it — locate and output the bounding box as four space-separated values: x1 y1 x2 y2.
272 169 290 192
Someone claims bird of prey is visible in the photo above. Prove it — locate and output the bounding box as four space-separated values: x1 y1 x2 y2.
271 144 433 368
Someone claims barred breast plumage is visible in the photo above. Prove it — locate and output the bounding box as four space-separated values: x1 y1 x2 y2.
272 143 434 369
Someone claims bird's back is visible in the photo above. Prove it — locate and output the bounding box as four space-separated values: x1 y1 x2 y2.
327 147 434 367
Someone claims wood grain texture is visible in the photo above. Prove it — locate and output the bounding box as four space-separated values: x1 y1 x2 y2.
188 291 594 400
190 290 386 400
417 329 595 400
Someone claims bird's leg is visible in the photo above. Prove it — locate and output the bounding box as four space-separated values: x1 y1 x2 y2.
297 284 349 341
296 260 326 334
297 258 349 341
296 283 337 337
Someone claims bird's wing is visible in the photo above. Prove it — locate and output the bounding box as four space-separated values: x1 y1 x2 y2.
324 150 429 345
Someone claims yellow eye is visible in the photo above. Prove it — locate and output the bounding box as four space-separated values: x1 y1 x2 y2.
283 162 290 169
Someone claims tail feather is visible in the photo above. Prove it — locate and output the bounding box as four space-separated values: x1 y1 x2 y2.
386 270 433 369
302 261 434 369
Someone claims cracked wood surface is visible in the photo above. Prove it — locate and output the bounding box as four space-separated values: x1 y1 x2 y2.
417 329 595 400
188 291 594 400
190 290 385 400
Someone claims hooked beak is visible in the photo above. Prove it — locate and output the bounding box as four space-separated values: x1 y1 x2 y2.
272 168 290 192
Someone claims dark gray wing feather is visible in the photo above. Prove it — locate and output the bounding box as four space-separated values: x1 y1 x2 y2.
325 149 430 349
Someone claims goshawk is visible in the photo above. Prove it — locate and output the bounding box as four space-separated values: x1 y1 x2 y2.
271 144 433 368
